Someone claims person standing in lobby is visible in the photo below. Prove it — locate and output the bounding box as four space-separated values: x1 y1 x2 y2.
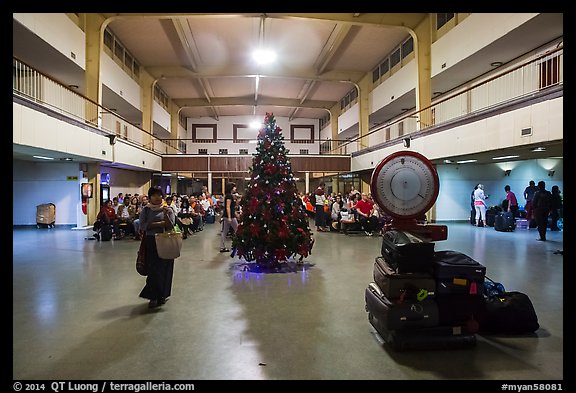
523 180 538 224
473 184 489 227
314 182 328 232
503 185 519 217
138 187 176 309
220 182 238 252
532 181 552 241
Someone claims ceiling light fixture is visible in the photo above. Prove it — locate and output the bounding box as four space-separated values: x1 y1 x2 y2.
252 14 277 65
531 147 546 152
492 155 520 160
33 155 54 160
456 159 477 164
490 61 503 67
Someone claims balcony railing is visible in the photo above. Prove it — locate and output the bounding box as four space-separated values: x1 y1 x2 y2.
329 46 563 155
13 57 181 155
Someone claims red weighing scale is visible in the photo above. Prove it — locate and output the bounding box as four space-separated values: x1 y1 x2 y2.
370 151 447 241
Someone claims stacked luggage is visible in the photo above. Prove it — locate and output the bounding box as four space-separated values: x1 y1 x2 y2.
432 251 486 332
365 230 478 351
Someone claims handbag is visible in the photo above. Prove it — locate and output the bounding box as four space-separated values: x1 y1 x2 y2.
180 217 192 226
155 229 183 259
136 236 148 276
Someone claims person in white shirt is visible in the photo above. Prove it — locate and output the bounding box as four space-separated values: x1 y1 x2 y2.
473 184 489 227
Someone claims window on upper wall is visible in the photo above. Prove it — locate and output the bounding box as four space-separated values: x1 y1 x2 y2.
299 149 309 155
179 113 187 128
114 41 124 62
219 149 228 155
390 48 401 68
350 88 357 102
104 28 142 83
104 29 113 50
372 66 380 83
239 149 249 155
124 52 133 71
436 13 454 30
198 148 208 154
401 37 414 58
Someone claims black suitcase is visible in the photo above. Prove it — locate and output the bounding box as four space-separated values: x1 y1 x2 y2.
485 209 497 227
433 251 486 296
381 230 435 273
494 211 516 232
365 282 439 331
373 257 436 300
100 224 113 241
371 323 477 351
436 294 486 329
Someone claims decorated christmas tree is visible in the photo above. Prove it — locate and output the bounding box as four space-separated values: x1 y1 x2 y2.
232 112 314 266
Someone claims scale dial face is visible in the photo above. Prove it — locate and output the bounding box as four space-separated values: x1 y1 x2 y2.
370 151 439 219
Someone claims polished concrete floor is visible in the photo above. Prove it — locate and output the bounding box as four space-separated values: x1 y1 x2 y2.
13 220 564 380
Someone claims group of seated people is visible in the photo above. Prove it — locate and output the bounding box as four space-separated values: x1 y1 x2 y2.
93 191 218 241
301 190 393 236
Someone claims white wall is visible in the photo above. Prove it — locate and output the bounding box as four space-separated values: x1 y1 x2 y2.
100 54 141 111
185 115 320 154
337 103 359 134
113 139 163 171
370 60 417 112
14 101 163 172
352 96 563 172
153 101 171 133
102 167 152 199
436 159 563 221
320 124 332 141
13 160 81 225
431 13 538 77
13 13 85 71
13 102 113 161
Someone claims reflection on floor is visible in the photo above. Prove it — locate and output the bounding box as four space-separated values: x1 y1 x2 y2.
13 221 563 380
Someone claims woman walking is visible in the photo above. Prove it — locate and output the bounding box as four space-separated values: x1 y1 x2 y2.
139 187 176 309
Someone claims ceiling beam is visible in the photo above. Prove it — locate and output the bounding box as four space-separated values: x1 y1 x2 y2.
265 13 427 30
171 17 218 119
171 18 200 71
174 96 336 109
146 66 363 84
314 23 353 74
103 13 427 30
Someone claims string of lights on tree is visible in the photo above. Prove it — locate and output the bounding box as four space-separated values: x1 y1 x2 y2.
231 112 314 266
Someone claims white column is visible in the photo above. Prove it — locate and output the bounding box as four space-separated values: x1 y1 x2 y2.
208 172 212 194
305 172 310 194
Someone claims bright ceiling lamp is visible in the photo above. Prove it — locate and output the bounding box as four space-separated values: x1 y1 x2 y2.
253 14 276 65
252 49 277 65
250 121 262 129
